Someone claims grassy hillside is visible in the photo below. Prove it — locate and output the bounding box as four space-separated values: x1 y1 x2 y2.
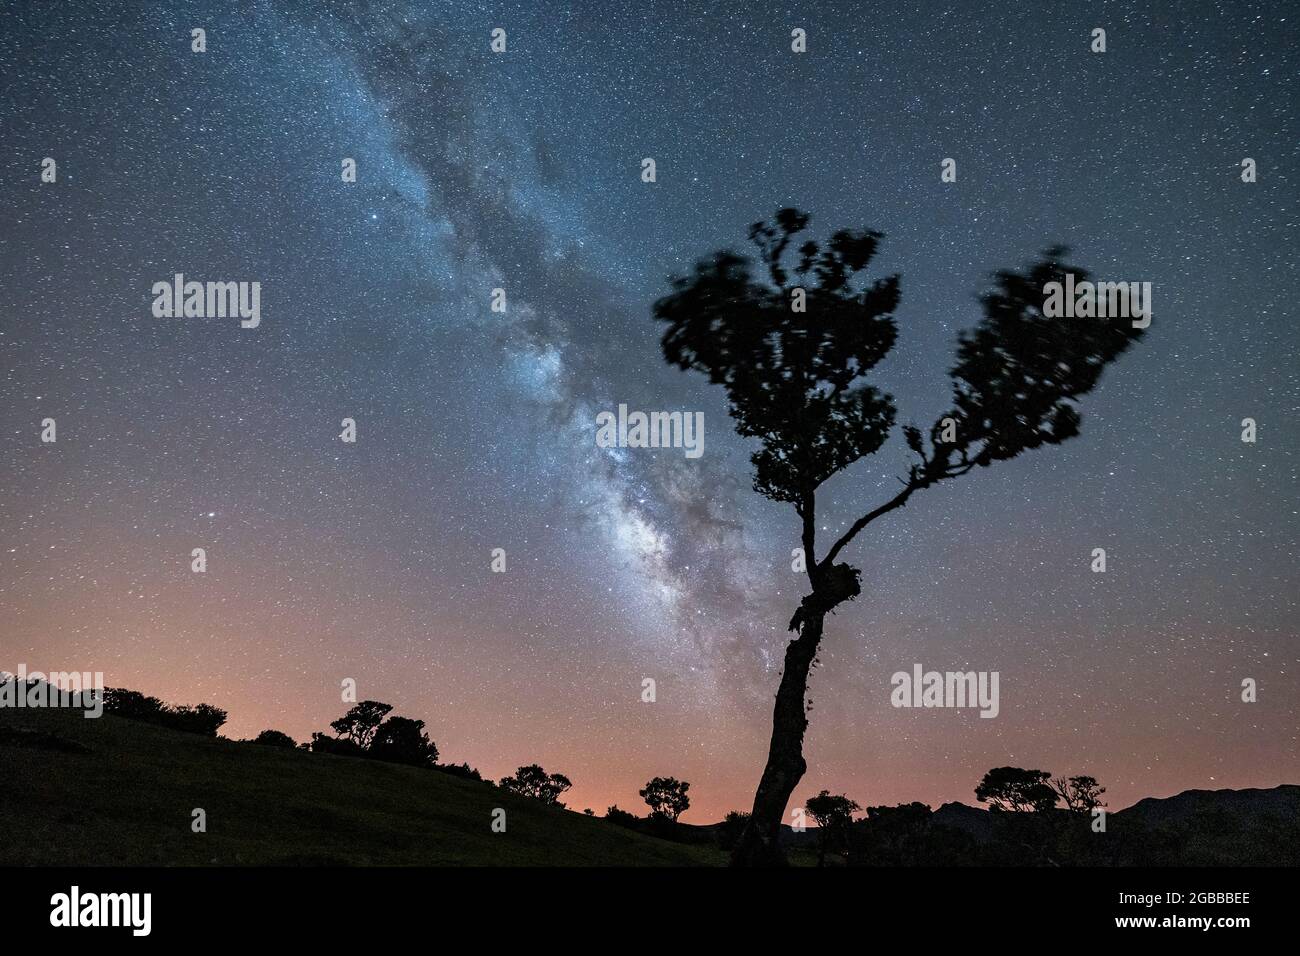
0 705 724 866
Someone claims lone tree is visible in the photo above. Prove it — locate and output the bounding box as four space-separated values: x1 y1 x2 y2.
329 700 393 751
499 764 573 806
804 790 861 866
654 208 1144 866
975 767 1059 813
640 776 691 822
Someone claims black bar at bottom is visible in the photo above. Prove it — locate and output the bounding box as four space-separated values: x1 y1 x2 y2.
0 865 1285 939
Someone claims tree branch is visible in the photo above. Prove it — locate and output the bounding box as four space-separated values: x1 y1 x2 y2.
821 481 917 569
819 444 983 570
797 491 819 589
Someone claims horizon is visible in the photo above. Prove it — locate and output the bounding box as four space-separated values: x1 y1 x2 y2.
5 667 1294 821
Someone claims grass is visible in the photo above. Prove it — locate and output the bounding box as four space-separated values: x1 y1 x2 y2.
0 705 725 866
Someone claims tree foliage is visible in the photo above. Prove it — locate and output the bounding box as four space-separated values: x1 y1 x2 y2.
252 729 297 749
639 776 691 822
102 687 228 737
655 208 899 505
975 767 1059 813
1051 774 1107 813
654 208 1145 569
329 700 393 750
499 764 573 806
604 805 640 828
805 790 862 864
370 715 439 768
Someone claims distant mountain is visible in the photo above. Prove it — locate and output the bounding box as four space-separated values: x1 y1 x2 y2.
933 801 998 843
856 786 1300 865
1106 785 1300 865
1117 785 1300 824
925 785 1300 839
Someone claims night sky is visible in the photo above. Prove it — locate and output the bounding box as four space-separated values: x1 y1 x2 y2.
1 0 1296 822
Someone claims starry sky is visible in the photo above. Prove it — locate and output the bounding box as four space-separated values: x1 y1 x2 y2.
1 0 1296 822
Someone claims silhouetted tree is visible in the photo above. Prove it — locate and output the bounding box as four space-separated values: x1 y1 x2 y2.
717 810 751 851
252 729 297 749
640 776 691 822
101 687 227 736
436 761 483 781
654 208 1144 865
805 790 861 866
976 767 1059 813
852 802 932 865
310 731 363 757
604 805 639 828
499 764 572 806
102 688 167 721
369 715 439 768
329 700 392 750
162 703 228 736
1051 774 1107 813
849 803 982 866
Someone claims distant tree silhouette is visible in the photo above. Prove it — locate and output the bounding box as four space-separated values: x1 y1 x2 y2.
654 208 1144 865
976 767 1059 813
640 776 691 822
499 764 572 806
1051 774 1107 814
370 715 439 768
102 688 167 721
805 790 861 866
310 702 455 774
436 761 483 781
851 802 939 865
163 703 228 737
717 810 751 851
101 687 227 737
329 700 393 750
252 729 297 749
309 731 363 757
604 805 639 828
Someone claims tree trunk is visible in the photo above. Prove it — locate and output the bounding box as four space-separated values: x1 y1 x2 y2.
730 611 825 867
731 562 860 867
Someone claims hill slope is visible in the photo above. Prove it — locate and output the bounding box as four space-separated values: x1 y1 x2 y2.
0 705 722 866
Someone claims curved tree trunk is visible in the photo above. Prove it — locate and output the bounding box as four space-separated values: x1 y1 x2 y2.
730 612 825 867
731 562 861 867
